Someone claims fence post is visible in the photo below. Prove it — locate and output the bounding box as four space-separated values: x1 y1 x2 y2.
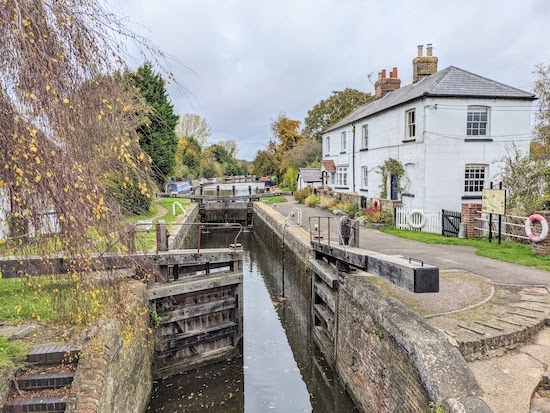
156 220 169 252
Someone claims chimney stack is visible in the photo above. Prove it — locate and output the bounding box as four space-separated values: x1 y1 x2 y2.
413 43 438 83
375 67 401 99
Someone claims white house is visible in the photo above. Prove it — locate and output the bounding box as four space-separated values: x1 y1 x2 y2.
297 168 323 191
321 44 536 212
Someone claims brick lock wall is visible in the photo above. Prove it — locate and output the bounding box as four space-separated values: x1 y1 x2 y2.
461 203 482 238
532 211 550 256
337 288 430 413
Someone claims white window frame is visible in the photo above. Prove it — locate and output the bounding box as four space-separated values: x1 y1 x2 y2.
336 167 348 186
325 136 330 154
464 164 487 193
406 109 416 139
330 172 335 185
362 166 368 188
466 106 489 136
362 125 368 149
341 131 347 153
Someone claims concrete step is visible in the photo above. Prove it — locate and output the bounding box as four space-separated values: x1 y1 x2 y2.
15 371 74 391
27 343 80 366
2 396 66 413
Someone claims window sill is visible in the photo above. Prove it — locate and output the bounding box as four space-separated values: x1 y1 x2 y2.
461 195 482 200
402 192 415 197
464 138 493 142
402 138 416 143
340 151 347 154
334 186 349 189
359 148 368 152
359 188 368 192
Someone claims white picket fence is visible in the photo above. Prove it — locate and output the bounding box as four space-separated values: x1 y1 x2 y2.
395 207 442 234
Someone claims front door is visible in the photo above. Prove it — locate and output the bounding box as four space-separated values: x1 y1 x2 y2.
390 174 398 200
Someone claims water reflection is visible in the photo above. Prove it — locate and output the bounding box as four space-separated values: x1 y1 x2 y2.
147 231 357 413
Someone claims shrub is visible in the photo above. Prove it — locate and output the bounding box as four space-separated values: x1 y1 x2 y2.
320 196 336 210
294 187 312 203
344 202 360 216
305 195 320 208
363 206 381 223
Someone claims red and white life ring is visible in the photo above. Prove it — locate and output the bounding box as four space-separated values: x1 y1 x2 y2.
525 214 549 243
373 199 381 210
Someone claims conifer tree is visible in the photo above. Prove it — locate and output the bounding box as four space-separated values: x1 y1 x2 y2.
131 63 179 185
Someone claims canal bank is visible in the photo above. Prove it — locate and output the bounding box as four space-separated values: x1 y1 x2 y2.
253 202 491 413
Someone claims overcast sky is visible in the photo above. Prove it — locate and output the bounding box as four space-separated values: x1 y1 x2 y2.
114 0 550 160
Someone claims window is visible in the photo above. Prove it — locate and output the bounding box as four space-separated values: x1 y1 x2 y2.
467 107 488 136
326 136 330 154
362 125 368 149
330 172 335 185
464 165 486 193
362 166 368 188
341 131 347 152
337 167 348 186
406 109 416 138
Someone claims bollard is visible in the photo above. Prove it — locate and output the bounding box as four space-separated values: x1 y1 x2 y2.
217 185 220 196
232 185 236 195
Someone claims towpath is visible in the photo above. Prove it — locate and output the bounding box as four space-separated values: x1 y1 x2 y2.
270 199 550 287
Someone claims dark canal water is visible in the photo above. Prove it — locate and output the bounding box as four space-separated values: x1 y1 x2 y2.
147 230 358 413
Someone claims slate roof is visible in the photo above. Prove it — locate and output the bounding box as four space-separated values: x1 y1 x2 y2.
324 66 536 133
321 160 336 171
298 168 322 183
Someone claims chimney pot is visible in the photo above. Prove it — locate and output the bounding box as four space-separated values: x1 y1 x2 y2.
381 69 386 79
417 45 423 57
378 71 382 81
427 43 433 56
393 67 398 78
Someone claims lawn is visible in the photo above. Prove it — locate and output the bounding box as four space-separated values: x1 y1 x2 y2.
262 196 288 205
129 197 191 251
380 227 550 271
0 336 29 368
0 276 73 321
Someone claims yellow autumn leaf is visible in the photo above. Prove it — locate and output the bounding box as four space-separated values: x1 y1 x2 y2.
63 98 69 104
35 174 41 183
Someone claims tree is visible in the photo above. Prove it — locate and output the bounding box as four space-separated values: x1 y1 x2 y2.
131 63 178 185
217 140 239 158
252 140 278 177
279 138 322 172
502 64 550 213
175 136 203 179
271 113 308 174
176 114 212 147
0 0 170 330
303 88 374 141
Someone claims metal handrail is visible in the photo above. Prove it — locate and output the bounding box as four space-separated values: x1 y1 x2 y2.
284 208 302 227
101 221 244 257
308 215 348 251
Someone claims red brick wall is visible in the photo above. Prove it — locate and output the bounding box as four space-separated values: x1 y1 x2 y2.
461 203 482 238
532 211 550 256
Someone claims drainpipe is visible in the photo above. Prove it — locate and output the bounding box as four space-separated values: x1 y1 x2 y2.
351 124 356 193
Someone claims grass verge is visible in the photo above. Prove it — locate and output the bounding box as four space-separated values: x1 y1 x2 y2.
0 277 72 322
380 227 550 271
262 196 288 205
0 337 30 368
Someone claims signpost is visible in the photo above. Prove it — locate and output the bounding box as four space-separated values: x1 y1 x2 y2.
482 183 506 244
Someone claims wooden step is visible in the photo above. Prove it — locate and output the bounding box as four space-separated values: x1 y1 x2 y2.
3 396 66 413
27 344 80 366
15 371 74 391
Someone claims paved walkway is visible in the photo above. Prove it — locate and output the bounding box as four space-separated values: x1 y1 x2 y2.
271 199 550 286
